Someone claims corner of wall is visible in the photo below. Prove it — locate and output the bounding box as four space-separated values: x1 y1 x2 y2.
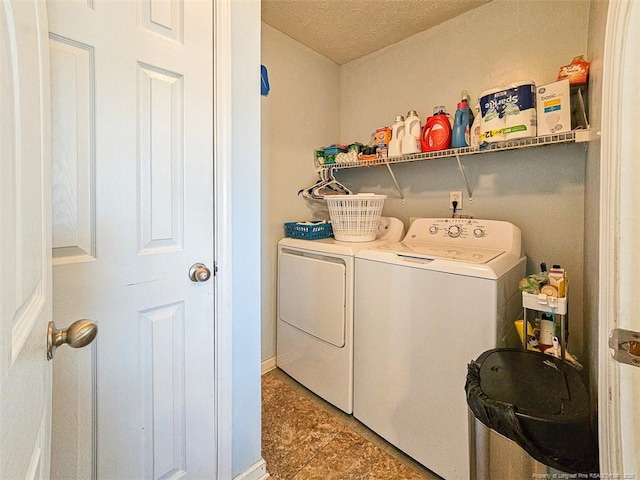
231 1 263 477
260 25 341 364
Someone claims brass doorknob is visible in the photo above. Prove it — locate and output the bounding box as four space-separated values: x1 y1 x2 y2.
189 263 211 282
47 319 97 360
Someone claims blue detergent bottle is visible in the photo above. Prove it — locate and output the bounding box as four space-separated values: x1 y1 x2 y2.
452 96 471 148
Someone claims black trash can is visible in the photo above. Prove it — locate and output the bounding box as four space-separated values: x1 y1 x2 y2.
466 348 597 479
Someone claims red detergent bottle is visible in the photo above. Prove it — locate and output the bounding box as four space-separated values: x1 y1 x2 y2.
421 106 452 152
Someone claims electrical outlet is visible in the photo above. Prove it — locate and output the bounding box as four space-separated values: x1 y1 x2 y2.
449 191 463 210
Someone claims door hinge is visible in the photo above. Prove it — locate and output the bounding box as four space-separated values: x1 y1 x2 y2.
213 262 218 276
609 328 640 367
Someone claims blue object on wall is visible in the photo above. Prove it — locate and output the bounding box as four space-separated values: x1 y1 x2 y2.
261 65 270 96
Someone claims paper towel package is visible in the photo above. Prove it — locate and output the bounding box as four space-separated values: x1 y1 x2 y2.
537 80 571 135
479 81 537 143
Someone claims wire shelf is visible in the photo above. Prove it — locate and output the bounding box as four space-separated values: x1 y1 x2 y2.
327 130 589 170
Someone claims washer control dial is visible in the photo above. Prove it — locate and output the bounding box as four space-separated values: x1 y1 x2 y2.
428 226 438 235
473 228 485 238
447 225 462 238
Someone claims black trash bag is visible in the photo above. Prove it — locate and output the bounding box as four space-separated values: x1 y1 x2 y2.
466 349 598 474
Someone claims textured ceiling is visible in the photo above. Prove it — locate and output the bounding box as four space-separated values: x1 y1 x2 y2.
262 0 491 65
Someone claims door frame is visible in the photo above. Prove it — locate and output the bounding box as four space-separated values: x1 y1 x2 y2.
214 0 233 478
598 0 639 474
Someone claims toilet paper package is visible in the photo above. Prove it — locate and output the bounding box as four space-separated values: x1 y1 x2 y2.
537 80 571 135
479 81 537 143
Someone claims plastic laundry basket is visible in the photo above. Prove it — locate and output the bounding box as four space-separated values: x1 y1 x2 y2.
325 194 386 242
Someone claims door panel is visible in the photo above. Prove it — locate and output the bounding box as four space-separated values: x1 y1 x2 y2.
48 1 215 477
50 33 95 262
0 0 53 477
137 62 185 254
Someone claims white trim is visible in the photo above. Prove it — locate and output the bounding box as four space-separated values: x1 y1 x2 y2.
261 356 277 375
598 0 636 475
232 459 269 480
214 0 233 478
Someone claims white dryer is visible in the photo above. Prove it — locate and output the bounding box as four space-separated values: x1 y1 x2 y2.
277 217 404 413
353 218 526 480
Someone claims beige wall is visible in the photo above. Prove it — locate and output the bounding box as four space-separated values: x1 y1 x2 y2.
340 0 590 144
338 0 590 358
262 0 599 364
261 24 341 360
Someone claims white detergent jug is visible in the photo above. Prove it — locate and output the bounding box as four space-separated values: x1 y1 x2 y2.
388 115 405 157
401 110 421 154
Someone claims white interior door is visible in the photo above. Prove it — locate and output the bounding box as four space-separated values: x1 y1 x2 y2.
599 0 640 476
47 1 215 478
0 0 53 478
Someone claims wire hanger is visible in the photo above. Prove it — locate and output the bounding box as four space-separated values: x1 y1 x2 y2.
298 167 352 200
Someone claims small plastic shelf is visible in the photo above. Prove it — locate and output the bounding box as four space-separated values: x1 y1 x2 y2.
521 291 569 361
522 292 568 315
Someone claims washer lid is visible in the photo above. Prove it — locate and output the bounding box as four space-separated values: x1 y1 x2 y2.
377 242 505 264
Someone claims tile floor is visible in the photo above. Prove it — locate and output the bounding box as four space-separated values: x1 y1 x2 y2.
262 368 441 480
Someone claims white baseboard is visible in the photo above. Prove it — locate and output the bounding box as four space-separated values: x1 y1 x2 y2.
233 458 269 480
261 356 277 375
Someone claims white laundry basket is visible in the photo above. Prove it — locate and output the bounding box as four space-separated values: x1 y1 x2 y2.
325 194 386 242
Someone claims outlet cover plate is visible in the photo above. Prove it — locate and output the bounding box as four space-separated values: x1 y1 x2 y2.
449 190 463 210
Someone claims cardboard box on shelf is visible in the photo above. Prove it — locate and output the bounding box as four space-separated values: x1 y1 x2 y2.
537 80 571 135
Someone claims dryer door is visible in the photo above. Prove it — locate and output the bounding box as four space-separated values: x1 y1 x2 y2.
278 249 346 347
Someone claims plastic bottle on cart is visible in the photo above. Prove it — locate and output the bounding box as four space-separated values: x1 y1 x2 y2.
421 106 452 152
401 110 421 154
388 115 405 157
538 312 555 352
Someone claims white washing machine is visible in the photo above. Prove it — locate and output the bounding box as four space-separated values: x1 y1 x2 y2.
353 218 526 480
277 217 404 414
